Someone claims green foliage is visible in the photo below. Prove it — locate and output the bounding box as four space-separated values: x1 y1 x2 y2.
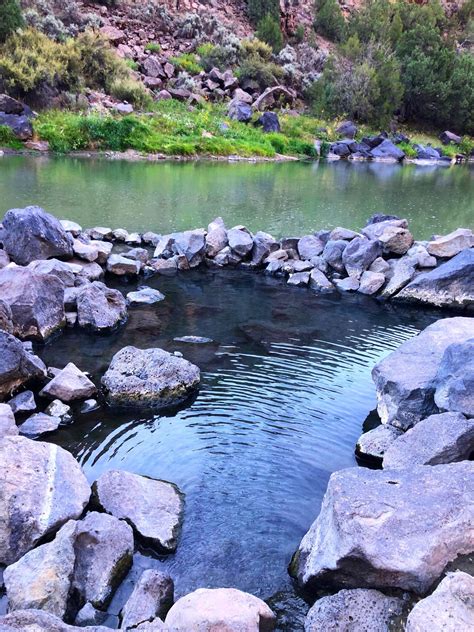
0 0 24 43
109 78 152 109
240 37 273 61
294 24 305 44
0 124 23 149
247 0 279 26
237 37 283 90
124 59 138 70
73 30 129 92
197 42 236 72
145 41 161 53
170 53 203 75
314 0 346 42
396 141 417 158
256 14 283 52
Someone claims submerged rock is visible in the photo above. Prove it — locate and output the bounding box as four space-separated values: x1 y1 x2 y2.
164 587 276 631
291 462 473 594
0 330 46 401
76 281 127 332
92 469 184 553
101 346 200 409
0 436 90 565
173 335 214 344
304 588 404 632
405 571 474 632
40 362 97 402
120 570 174 629
382 412 474 468
395 248 474 309
19 412 61 438
0 266 65 340
2 206 73 265
372 317 474 429
127 287 165 305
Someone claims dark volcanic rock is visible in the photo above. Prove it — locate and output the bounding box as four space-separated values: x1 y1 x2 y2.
76 281 127 332
228 100 252 123
0 435 90 565
342 237 383 279
0 330 46 401
291 462 474 594
92 469 184 553
395 248 474 309
2 206 73 265
257 112 280 132
369 139 405 161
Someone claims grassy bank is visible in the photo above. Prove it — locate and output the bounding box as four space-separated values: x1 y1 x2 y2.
1 100 473 159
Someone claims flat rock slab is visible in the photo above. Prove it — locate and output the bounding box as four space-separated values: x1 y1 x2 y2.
356 424 403 463
304 588 404 632
383 412 474 468
164 587 276 631
405 571 474 632
291 462 474 594
372 317 474 429
173 336 214 344
92 469 184 553
120 569 173 629
19 412 61 438
395 248 474 309
40 362 96 402
101 346 200 409
127 287 165 304
0 436 90 565
0 609 110 631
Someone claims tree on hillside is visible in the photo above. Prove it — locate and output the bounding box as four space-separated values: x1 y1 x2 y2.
0 0 24 43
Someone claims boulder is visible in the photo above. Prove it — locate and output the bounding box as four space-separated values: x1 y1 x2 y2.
434 339 474 416
76 282 127 332
405 571 474 632
45 399 72 422
173 229 206 267
0 402 18 438
164 588 276 631
206 221 228 258
309 268 335 293
369 139 405 161
439 130 462 145
291 462 474 594
322 239 347 272
92 469 184 553
228 227 254 257
0 112 33 140
330 142 351 157
288 271 310 286
362 219 413 255
356 424 403 463
395 248 474 309
250 231 277 266
107 254 140 276
4 521 76 618
383 412 474 468
123 247 149 264
73 238 100 262
335 276 360 292
120 570 174 629
2 206 73 265
228 100 253 123
0 610 109 631
87 227 113 241
304 589 403 632
0 297 13 332
0 330 46 401
358 271 385 295
372 317 474 429
329 227 359 241
71 511 134 610
426 228 473 258
336 121 357 138
8 389 36 415
74 603 108 627
257 112 280 132
369 257 390 274
0 266 65 340
298 235 325 260
380 258 415 299
60 220 82 236
40 362 97 402
0 435 90 565
406 243 437 268
342 237 383 279
0 94 25 114
151 258 178 275
19 412 61 438
27 259 77 287
127 287 165 305
414 144 440 160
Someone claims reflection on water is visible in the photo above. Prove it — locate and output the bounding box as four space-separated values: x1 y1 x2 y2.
37 270 448 628
0 156 473 238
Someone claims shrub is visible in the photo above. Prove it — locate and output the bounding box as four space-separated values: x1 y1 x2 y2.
197 42 236 72
0 0 24 43
247 0 279 26
145 41 161 53
240 37 272 61
0 124 23 149
294 24 305 43
73 30 129 91
109 78 152 109
170 53 203 75
257 14 283 52
314 0 346 42
124 59 138 71
21 0 100 41
236 58 284 89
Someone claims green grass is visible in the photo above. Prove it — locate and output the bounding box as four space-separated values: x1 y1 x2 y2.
0 124 24 149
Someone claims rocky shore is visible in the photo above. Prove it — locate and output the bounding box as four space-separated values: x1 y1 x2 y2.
0 205 473 630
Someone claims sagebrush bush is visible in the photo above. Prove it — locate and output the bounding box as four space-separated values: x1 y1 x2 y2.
236 58 284 89
170 53 203 75
197 42 236 72
0 0 24 43
109 78 152 109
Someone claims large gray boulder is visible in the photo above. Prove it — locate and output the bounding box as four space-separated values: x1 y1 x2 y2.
120 570 174 629
383 412 474 468
0 297 13 333
405 571 474 632
228 227 253 257
0 266 66 340
27 259 77 287
2 206 73 265
0 436 90 565
434 338 474 417
173 229 206 267
356 424 403 463
0 330 46 401
92 469 184 553
0 609 109 631
369 139 405 161
164 588 276 631
298 235 325 260
76 282 127 332
342 237 383 279
426 228 473 258
380 257 415 298
101 346 200 409
291 462 474 594
372 317 474 429
0 402 18 438
40 362 97 402
395 248 474 309
206 220 228 258
304 588 404 632
322 239 347 272
362 219 413 255
228 100 252 123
